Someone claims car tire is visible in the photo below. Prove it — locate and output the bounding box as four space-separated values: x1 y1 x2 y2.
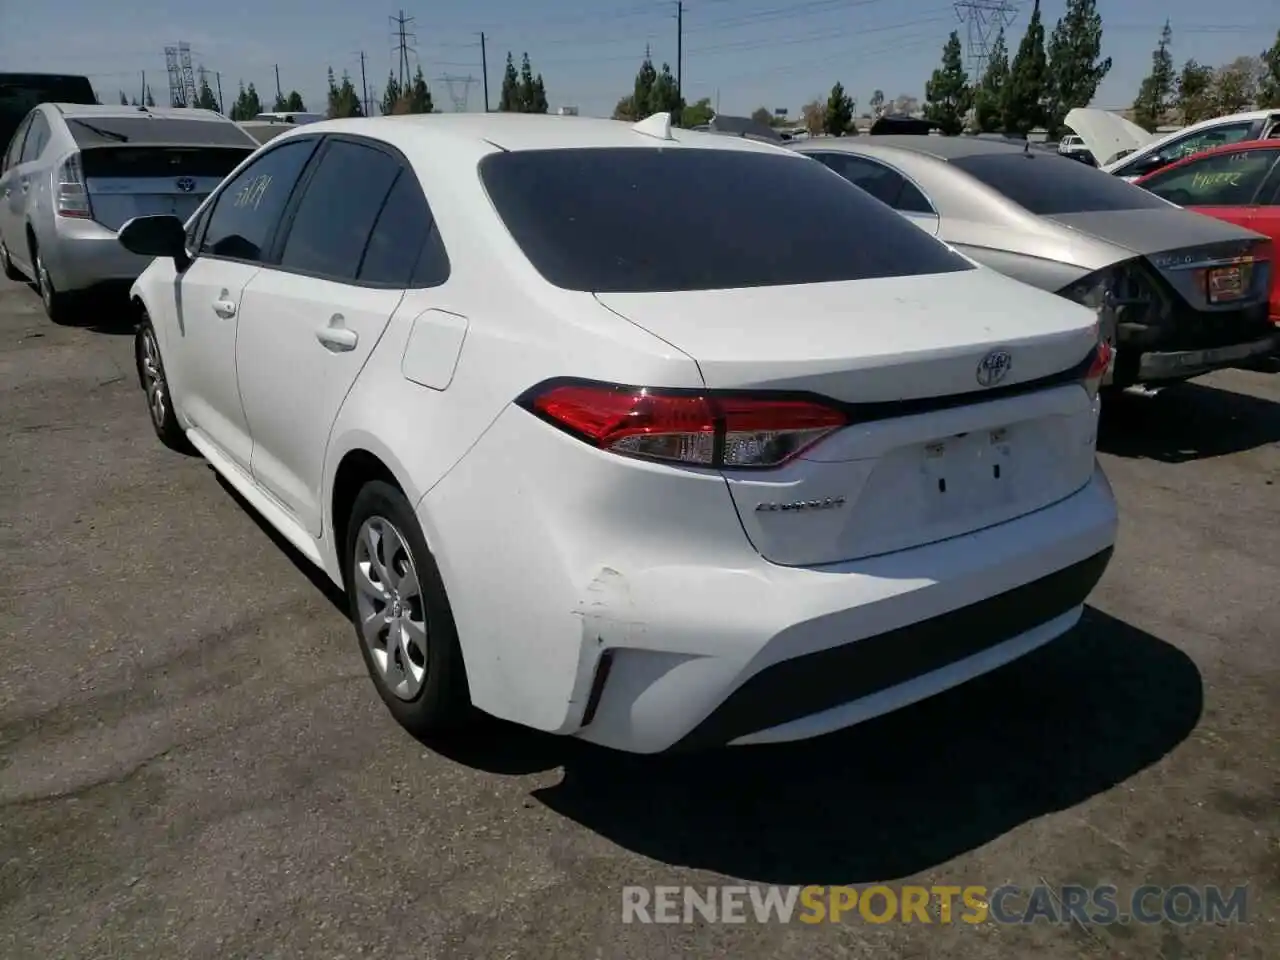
30 241 75 324
343 480 472 737
134 315 191 452
0 238 24 282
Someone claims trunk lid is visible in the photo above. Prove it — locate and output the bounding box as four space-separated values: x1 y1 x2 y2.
80 145 253 231
1046 210 1272 316
595 270 1102 566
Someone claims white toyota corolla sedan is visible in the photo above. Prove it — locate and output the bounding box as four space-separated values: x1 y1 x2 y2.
118 111 1118 754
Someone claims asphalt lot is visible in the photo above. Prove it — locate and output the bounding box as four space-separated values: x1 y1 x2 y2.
0 275 1276 960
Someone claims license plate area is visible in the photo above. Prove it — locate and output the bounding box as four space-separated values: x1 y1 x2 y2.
1206 263 1247 303
919 428 1018 521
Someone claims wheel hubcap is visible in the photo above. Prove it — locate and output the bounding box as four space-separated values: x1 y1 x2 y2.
353 516 428 700
140 331 166 427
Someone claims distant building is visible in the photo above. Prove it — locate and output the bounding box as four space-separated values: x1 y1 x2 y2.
557 106 579 116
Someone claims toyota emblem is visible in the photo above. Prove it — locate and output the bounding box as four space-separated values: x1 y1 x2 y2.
976 349 1012 387
175 176 196 193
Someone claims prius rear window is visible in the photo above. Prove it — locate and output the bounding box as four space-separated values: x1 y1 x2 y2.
478 147 973 292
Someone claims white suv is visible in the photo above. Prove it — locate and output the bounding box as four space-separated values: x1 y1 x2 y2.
119 113 1118 754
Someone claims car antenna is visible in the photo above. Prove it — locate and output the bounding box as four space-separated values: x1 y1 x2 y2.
632 111 674 142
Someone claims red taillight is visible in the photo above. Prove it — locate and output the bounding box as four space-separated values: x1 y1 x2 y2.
1083 340 1112 400
524 382 847 468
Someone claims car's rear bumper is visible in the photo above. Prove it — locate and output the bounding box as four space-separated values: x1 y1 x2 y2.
419 393 1119 754
1134 332 1280 382
43 217 153 293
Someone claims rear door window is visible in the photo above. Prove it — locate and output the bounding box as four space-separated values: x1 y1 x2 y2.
811 152 905 205
950 151 1172 214
1147 121 1257 167
1140 149 1280 207
2 113 32 172
276 139 402 282
478 147 972 292
356 168 450 287
199 138 318 263
19 113 50 163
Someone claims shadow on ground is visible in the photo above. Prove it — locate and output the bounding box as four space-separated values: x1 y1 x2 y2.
209 463 1203 887
435 608 1202 885
1099 380 1280 464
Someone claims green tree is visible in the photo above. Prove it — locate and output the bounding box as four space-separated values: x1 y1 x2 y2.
284 91 306 112
649 63 683 117
824 81 854 136
381 72 403 115
1211 56 1261 115
407 65 434 113
1002 0 1048 136
1131 21 1174 132
923 31 971 136
1044 0 1111 139
230 81 263 121
118 90 129 105
972 30 1009 132
273 91 288 111
518 53 536 111
499 53 521 111
869 89 885 117
1174 59 1216 125
681 97 714 126
634 55 658 118
144 86 155 108
530 74 548 113
325 69 362 118
612 96 637 120
750 106 773 126
1259 30 1280 108
196 76 219 111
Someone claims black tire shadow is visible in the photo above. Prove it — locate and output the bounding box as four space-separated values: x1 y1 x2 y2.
434 608 1203 884
1099 380 1280 463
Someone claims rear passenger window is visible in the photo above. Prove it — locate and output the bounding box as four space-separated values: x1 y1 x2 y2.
815 153 904 206
279 140 400 282
896 180 935 214
19 113 49 163
201 139 316 262
357 168 450 287
4 115 33 171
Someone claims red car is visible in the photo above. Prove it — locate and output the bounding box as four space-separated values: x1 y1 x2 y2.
1135 140 1280 324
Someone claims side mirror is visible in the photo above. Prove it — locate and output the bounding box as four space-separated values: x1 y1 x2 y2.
118 215 191 270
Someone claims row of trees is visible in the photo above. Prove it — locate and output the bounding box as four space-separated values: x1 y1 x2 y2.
1132 25 1280 130
116 75 306 121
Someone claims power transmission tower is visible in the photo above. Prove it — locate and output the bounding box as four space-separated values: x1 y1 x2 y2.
391 10 417 89
164 46 184 106
178 42 198 108
954 0 1017 79
440 74 476 112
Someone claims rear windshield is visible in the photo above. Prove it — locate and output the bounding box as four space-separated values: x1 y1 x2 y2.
80 146 253 178
478 147 973 292
66 116 257 148
0 74 95 147
950 151 1171 215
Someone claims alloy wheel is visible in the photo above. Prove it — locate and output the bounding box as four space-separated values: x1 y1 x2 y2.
353 516 429 700
139 328 167 429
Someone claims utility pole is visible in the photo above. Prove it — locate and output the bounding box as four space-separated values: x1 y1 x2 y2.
140 71 146 105
274 64 282 105
676 1 683 107
216 72 224 114
479 32 489 112
358 51 369 116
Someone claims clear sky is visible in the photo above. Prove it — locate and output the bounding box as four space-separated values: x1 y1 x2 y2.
0 0 1273 120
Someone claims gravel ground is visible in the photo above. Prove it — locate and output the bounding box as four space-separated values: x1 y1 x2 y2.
0 277 1277 959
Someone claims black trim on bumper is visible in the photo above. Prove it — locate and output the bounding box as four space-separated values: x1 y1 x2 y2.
672 546 1114 751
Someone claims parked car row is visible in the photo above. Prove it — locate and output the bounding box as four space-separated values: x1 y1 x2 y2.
1 87 1274 756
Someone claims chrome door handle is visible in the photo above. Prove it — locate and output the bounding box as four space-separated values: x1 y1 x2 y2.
212 298 237 318
316 314 357 352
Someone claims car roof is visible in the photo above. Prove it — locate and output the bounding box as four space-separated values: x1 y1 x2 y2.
796 134 1039 161
1132 137 1280 182
50 104 232 123
269 112 798 157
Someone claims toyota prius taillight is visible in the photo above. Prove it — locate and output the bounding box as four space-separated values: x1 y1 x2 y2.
54 152 92 219
519 382 847 469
